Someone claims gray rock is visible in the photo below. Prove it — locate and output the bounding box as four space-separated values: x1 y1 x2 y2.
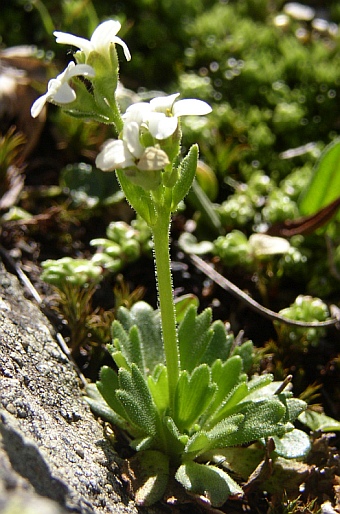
0 264 161 514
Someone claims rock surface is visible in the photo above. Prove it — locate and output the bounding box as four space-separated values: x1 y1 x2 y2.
0 263 159 514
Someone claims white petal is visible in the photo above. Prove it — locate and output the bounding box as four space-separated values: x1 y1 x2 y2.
91 20 121 46
124 122 144 159
54 31 93 55
148 112 178 139
113 36 131 61
173 99 212 117
124 102 151 124
138 147 170 170
96 139 134 170
150 93 180 113
66 63 95 79
31 94 48 118
52 82 76 103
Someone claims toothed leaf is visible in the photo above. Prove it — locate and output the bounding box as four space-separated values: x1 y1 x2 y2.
199 319 234 365
116 365 158 436
111 302 164 376
178 305 214 372
173 365 216 432
96 366 128 419
147 364 169 413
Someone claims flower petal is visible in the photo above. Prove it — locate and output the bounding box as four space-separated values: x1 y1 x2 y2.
31 94 48 118
91 20 121 46
124 122 144 159
173 99 212 117
148 112 178 139
96 139 134 170
113 36 131 61
52 82 76 104
66 63 95 79
124 102 152 124
150 93 180 113
54 31 93 56
138 147 170 170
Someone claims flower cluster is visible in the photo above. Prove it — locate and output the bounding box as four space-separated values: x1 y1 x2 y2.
31 19 212 195
95 92 211 189
31 20 131 118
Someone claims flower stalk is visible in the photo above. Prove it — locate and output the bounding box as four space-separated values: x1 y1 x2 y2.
151 210 179 410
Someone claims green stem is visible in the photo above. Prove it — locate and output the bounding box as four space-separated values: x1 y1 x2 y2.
152 212 180 411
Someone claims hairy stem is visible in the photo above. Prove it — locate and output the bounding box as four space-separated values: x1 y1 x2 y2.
152 213 180 410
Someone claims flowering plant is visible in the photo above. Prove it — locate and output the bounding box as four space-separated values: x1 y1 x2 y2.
33 19 310 508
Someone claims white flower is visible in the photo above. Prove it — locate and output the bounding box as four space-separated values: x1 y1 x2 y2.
124 93 212 140
54 20 131 62
31 61 95 118
96 120 169 172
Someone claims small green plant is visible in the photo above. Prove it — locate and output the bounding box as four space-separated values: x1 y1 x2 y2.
32 19 310 507
275 295 330 349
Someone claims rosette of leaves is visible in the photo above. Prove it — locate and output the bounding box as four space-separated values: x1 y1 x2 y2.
87 301 310 507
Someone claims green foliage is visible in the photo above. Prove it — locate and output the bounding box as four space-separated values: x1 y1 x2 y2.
41 257 103 287
87 301 310 506
91 219 152 273
180 1 340 183
299 409 340 432
275 295 330 348
299 138 340 223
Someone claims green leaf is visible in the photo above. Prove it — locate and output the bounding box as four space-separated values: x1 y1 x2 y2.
231 340 254 373
199 320 234 365
278 396 307 424
175 462 243 507
202 356 244 424
163 417 189 456
116 365 158 436
173 365 216 432
299 138 340 222
96 366 128 419
210 382 249 426
126 451 169 506
185 414 243 456
211 356 243 398
171 144 198 211
147 364 169 413
178 305 213 372
272 429 311 459
221 398 287 446
111 320 144 371
112 302 164 376
247 374 274 394
299 409 340 432
85 383 130 431
116 169 157 225
174 294 199 323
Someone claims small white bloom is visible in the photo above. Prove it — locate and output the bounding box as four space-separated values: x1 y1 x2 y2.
124 92 212 140
96 120 169 172
31 61 95 118
54 20 131 61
